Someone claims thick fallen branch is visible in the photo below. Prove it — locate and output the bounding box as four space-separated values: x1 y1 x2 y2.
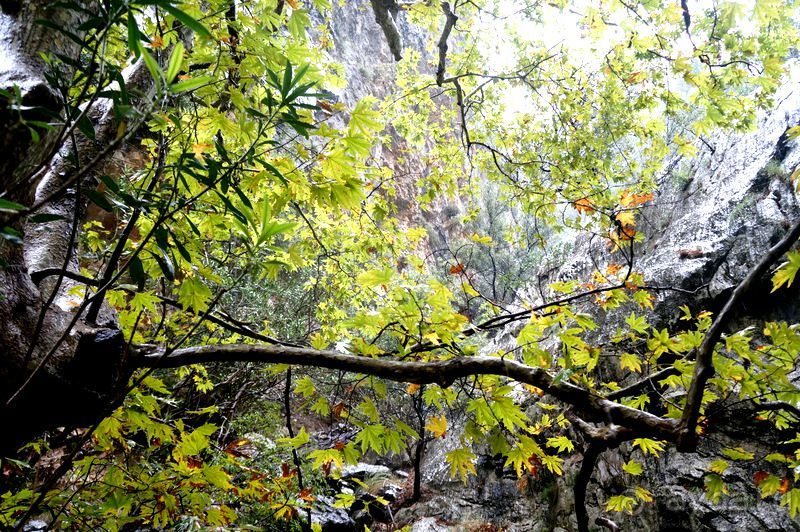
136 345 679 440
678 216 800 450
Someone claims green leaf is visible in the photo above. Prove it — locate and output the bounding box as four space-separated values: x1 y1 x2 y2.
721 447 754 460
545 435 574 453
355 424 384 454
619 352 642 372
165 41 184 83
170 75 214 93
203 465 233 489
357 268 393 288
84 189 114 212
178 276 212 311
160 3 211 37
278 427 310 449
141 48 163 90
605 494 637 513
128 255 146 289
0 198 26 213
632 438 665 456
127 10 141 58
709 459 728 474
294 376 316 398
625 312 649 334
704 473 728 503
622 460 643 476
758 474 782 498
358 398 380 423
258 221 298 245
446 447 477 482
174 423 217 458
782 488 800 518
771 251 800 292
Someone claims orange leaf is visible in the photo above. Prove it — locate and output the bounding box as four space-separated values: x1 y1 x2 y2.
149 35 164 49
286 0 299 8
449 263 465 274
754 471 769 486
620 190 654 207
406 383 421 394
574 197 595 215
299 488 315 502
625 71 646 84
779 477 791 494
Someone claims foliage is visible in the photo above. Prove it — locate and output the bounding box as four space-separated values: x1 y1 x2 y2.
1 0 800 529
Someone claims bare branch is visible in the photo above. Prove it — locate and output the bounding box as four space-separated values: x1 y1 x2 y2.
370 0 404 61
136 344 679 439
436 2 458 86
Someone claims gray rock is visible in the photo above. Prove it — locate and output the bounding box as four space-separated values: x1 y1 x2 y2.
340 462 391 480
22 521 48 532
311 494 356 531
411 516 450 532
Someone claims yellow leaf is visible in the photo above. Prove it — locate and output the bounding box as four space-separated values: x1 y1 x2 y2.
426 415 448 438
615 210 636 227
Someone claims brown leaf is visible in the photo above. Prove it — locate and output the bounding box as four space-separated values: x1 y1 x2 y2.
449 263 465 274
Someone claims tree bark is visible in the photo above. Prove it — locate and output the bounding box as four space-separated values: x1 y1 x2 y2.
0 2 135 453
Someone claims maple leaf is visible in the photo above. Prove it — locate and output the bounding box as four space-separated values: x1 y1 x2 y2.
625 71 646 84
620 190 654 207
449 263 465 274
425 415 448 438
574 197 595 215
615 210 636 227
149 35 164 49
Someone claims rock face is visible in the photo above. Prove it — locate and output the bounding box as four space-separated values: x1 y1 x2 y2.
560 87 800 326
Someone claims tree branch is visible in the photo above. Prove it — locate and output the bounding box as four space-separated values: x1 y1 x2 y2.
436 2 458 86
369 0 403 61
567 412 632 532
136 345 679 439
678 216 800 450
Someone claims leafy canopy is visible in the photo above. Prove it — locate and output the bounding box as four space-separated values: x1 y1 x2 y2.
2 0 800 528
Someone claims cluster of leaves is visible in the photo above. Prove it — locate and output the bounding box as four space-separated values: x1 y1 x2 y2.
2 0 800 528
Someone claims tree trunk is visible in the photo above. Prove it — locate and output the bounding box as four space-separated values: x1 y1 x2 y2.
0 1 129 454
